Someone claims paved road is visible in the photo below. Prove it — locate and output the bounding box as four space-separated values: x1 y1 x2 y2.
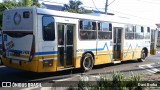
0 55 160 90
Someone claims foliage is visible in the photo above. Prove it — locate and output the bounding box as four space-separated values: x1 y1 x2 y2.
63 0 93 14
67 71 145 90
156 70 160 74
0 0 18 30
18 0 40 7
112 71 127 90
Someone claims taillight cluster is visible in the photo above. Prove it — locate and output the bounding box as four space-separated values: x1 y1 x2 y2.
29 35 35 62
2 33 6 58
43 60 53 67
29 47 35 61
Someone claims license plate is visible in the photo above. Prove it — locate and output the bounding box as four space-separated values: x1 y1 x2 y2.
13 52 20 56
12 60 19 64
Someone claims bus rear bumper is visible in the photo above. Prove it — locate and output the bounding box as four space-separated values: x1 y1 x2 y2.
2 58 57 72
2 58 39 72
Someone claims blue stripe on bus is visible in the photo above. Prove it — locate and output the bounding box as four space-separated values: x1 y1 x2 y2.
6 50 58 55
7 50 22 53
6 43 109 55
80 43 110 52
97 43 109 51
35 51 58 55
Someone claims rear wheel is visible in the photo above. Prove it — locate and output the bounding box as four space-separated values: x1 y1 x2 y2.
81 53 94 72
138 50 147 62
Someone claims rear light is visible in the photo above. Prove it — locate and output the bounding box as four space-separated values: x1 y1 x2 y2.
29 35 35 61
29 47 35 61
2 33 6 58
43 60 53 67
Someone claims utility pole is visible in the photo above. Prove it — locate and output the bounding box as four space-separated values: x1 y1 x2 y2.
105 0 108 14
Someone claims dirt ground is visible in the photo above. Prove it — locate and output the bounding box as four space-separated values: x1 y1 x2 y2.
142 73 160 81
141 73 160 90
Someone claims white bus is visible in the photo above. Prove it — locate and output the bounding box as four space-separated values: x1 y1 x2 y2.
0 31 2 65
2 7 158 72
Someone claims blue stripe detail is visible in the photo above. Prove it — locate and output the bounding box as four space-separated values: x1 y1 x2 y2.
83 43 109 52
97 43 109 51
84 49 97 52
6 50 58 55
7 50 22 53
35 51 58 55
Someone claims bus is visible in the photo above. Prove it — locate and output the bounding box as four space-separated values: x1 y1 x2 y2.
0 31 2 65
157 31 160 47
2 7 158 72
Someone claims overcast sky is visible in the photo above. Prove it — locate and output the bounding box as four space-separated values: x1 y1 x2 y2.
1 0 159 24
39 0 160 24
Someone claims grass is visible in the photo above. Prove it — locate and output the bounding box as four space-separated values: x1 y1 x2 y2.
67 71 145 90
155 70 160 74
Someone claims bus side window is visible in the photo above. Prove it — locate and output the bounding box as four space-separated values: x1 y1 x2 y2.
79 20 83 29
83 20 91 30
98 22 112 40
144 27 150 39
125 25 134 40
79 20 96 40
42 16 55 41
92 22 96 30
80 31 88 39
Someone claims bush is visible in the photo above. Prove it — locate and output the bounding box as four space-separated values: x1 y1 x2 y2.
67 71 145 90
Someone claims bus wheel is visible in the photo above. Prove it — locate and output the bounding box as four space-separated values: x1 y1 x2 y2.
81 53 94 72
138 50 147 62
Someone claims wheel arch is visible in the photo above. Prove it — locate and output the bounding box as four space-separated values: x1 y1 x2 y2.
142 47 148 56
81 51 95 64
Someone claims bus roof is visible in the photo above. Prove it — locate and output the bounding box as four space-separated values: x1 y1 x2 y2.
36 8 157 28
5 7 157 28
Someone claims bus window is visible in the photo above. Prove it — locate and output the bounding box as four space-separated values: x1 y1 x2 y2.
83 20 91 30
58 24 64 45
42 16 55 41
92 22 96 30
135 26 144 39
125 25 134 39
144 27 150 39
79 21 83 29
79 20 97 40
98 22 112 40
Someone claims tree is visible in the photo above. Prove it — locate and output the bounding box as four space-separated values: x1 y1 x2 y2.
63 0 93 14
0 0 18 30
32 0 40 7
18 0 40 7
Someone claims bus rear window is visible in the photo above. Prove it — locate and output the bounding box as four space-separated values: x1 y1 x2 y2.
3 32 31 38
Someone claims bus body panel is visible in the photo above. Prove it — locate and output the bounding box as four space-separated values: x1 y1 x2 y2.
95 40 113 65
2 8 35 62
3 8 33 32
4 35 33 61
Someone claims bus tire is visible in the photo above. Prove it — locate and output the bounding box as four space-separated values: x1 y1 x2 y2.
81 53 94 72
138 49 147 62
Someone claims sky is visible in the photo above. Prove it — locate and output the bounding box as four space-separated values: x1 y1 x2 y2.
39 0 160 24
0 0 160 24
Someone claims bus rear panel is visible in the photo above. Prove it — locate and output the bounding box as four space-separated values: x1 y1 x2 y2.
2 8 38 72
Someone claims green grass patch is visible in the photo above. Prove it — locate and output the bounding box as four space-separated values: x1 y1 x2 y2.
156 70 160 74
67 71 146 90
